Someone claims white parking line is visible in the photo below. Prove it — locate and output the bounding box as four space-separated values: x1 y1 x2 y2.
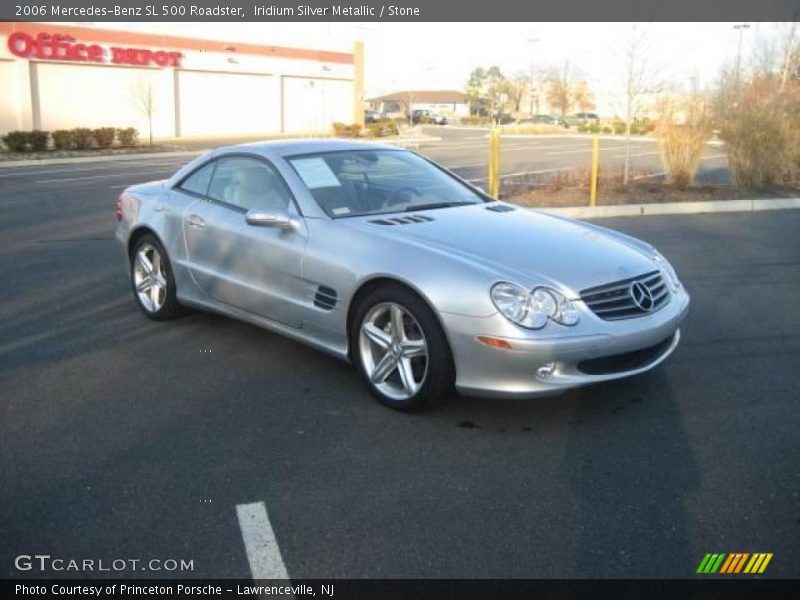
467 166 576 182
609 151 661 159
36 169 174 183
236 501 290 580
0 160 187 178
110 183 136 189
545 146 628 156
447 162 487 169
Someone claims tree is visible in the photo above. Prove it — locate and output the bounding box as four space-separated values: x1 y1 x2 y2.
574 81 596 111
527 66 548 115
504 73 529 114
485 66 507 119
397 91 416 126
131 76 157 146
545 61 588 117
778 22 798 92
712 24 800 189
466 67 487 115
609 23 667 185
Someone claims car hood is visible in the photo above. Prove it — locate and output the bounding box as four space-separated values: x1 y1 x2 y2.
346 204 658 296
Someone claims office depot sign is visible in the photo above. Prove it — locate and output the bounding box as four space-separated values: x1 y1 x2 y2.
7 32 182 67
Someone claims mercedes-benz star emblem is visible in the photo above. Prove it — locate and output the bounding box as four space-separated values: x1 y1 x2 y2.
630 281 655 311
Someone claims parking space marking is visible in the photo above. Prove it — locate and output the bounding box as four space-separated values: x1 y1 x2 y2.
236 501 290 580
609 151 661 159
466 166 576 182
446 162 488 169
545 146 628 156
0 160 188 178
36 170 174 183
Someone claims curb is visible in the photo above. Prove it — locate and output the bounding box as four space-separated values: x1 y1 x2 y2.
536 197 800 219
0 136 442 169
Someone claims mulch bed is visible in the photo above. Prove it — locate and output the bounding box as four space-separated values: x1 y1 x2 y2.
504 181 797 208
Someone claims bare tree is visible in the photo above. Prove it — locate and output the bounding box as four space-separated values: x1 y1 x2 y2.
609 23 667 185
779 22 798 92
398 91 416 127
505 73 529 115
546 61 589 117
574 81 596 111
131 76 157 146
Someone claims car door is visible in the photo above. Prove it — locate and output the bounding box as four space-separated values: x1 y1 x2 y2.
179 154 307 327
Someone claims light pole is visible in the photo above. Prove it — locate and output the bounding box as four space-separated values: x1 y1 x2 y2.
734 23 750 90
527 36 539 116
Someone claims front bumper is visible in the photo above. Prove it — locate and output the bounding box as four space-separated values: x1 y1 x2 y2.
442 288 690 398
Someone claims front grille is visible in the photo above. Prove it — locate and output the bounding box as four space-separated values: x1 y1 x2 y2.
577 334 675 375
580 270 670 320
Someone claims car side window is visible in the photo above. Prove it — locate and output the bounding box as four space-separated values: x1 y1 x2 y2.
178 161 216 196
207 157 292 212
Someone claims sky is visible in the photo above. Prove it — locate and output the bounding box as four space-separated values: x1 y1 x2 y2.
75 21 787 113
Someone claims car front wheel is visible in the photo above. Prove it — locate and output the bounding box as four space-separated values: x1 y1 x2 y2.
352 285 455 411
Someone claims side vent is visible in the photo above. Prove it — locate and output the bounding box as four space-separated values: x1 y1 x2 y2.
485 204 516 213
370 214 434 225
314 285 338 310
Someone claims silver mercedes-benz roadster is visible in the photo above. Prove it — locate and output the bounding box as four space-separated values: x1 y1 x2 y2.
116 139 689 411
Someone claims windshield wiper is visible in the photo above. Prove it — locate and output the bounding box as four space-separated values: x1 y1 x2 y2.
404 201 473 212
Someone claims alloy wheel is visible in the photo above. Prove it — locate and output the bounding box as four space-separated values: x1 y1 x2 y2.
358 302 429 400
133 243 168 313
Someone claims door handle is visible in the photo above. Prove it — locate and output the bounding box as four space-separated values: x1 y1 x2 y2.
187 214 206 228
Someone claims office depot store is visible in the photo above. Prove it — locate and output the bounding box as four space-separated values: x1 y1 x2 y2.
0 22 363 138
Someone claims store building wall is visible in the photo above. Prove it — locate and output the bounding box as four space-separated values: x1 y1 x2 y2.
0 23 361 139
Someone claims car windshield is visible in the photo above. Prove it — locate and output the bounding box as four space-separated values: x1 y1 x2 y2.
287 149 486 218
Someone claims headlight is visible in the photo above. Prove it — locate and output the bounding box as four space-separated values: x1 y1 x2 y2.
491 282 532 324
652 250 681 291
490 282 579 329
550 288 581 325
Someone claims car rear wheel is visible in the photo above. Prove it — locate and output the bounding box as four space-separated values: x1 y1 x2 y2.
352 285 455 411
130 234 182 320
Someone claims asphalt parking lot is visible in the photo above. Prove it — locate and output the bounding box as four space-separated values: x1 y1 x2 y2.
1 138 798 579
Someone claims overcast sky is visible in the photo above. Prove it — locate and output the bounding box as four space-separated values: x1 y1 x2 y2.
79 21 786 112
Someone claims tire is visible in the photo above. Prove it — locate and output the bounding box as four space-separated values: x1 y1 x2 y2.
351 284 455 411
129 234 183 321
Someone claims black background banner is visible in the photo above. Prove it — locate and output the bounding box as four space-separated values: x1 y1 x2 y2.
6 579 800 600
1 0 800 22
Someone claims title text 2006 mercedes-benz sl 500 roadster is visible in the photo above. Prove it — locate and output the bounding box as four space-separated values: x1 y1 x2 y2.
116 139 689 411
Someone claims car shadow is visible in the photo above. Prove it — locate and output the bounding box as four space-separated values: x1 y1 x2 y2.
431 367 700 578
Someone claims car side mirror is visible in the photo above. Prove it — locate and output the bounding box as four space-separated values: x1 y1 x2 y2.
245 208 294 230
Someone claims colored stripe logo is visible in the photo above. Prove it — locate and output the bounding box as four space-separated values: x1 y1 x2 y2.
696 553 773 574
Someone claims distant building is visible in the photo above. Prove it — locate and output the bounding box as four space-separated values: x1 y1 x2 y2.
1 22 364 138
368 90 470 119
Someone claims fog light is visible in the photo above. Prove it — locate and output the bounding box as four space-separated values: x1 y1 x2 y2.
536 362 556 380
